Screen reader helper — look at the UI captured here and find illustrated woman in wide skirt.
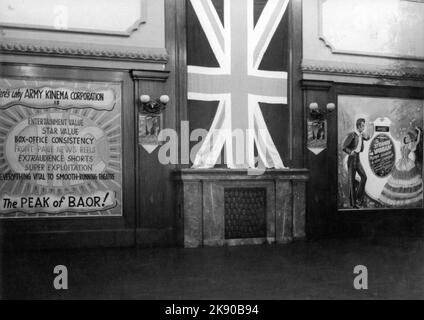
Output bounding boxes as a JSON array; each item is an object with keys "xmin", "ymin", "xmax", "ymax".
[{"xmin": 379, "ymin": 128, "xmax": 423, "ymax": 207}]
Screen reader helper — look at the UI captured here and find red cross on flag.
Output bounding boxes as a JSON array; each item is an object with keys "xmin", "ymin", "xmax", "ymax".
[{"xmin": 188, "ymin": 0, "xmax": 289, "ymax": 169}]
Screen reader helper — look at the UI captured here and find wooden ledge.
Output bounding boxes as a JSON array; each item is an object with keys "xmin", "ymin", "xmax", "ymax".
[{"xmin": 173, "ymin": 168, "xmax": 309, "ymax": 181}]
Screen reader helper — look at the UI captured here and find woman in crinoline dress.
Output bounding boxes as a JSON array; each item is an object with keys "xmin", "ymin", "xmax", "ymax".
[{"xmin": 379, "ymin": 127, "xmax": 423, "ymax": 208}]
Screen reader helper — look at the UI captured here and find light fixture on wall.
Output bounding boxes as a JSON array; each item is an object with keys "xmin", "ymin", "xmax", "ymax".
[
  {"xmin": 309, "ymin": 102, "xmax": 336, "ymax": 119},
  {"xmin": 139, "ymin": 95, "xmax": 170, "ymax": 114}
]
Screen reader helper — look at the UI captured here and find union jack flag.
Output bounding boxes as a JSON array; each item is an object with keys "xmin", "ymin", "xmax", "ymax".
[{"xmin": 188, "ymin": 0, "xmax": 290, "ymax": 169}]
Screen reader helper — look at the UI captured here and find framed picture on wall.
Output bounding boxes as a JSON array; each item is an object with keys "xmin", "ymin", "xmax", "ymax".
[
  {"xmin": 138, "ymin": 113, "xmax": 162, "ymax": 152},
  {"xmin": 338, "ymin": 95, "xmax": 424, "ymax": 210},
  {"xmin": 307, "ymin": 119, "xmax": 327, "ymax": 155},
  {"xmin": 0, "ymin": 77, "xmax": 124, "ymax": 218}
]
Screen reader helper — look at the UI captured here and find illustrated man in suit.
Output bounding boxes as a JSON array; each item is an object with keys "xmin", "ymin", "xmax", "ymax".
[{"xmin": 343, "ymin": 118, "xmax": 370, "ymax": 209}]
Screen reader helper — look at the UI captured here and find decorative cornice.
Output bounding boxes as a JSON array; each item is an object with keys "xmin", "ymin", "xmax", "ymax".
[
  {"xmin": 301, "ymin": 80, "xmax": 334, "ymax": 91},
  {"xmin": 0, "ymin": 38, "xmax": 168, "ymax": 64},
  {"xmin": 301, "ymin": 60, "xmax": 424, "ymax": 82},
  {"xmin": 131, "ymin": 70, "xmax": 170, "ymax": 82}
]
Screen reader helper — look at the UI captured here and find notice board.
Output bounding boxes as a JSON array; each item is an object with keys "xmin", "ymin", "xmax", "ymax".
[{"xmin": 0, "ymin": 78, "xmax": 123, "ymax": 218}]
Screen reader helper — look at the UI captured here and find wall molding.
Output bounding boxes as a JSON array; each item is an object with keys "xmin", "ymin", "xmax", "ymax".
[
  {"xmin": 301, "ymin": 59, "xmax": 424, "ymax": 82},
  {"xmin": 0, "ymin": 38, "xmax": 169, "ymax": 63},
  {"xmin": 300, "ymin": 79, "xmax": 334, "ymax": 91},
  {"xmin": 131, "ymin": 69, "xmax": 170, "ymax": 82}
]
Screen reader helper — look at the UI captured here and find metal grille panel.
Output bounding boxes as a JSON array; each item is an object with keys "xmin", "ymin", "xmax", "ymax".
[{"xmin": 224, "ymin": 188, "xmax": 267, "ymax": 239}]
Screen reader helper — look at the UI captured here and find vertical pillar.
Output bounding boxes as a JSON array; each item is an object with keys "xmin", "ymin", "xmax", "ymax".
[
  {"xmin": 182, "ymin": 181, "xmax": 203, "ymax": 248},
  {"xmin": 276, "ymin": 180, "xmax": 293, "ymax": 243},
  {"xmin": 293, "ymin": 181, "xmax": 306, "ymax": 239},
  {"xmin": 202, "ymin": 182, "xmax": 225, "ymax": 246}
]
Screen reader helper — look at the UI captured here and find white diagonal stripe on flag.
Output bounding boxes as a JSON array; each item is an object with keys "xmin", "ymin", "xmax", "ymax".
[
  {"xmin": 189, "ymin": 0, "xmax": 229, "ymax": 73},
  {"xmin": 250, "ymin": 0, "xmax": 290, "ymax": 72}
]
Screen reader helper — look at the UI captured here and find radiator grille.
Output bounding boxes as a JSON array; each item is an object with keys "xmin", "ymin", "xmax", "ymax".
[{"xmin": 224, "ymin": 188, "xmax": 267, "ymax": 239}]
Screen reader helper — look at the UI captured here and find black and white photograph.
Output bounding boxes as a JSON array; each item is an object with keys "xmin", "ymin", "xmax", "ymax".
[{"xmin": 0, "ymin": 0, "xmax": 424, "ymax": 308}]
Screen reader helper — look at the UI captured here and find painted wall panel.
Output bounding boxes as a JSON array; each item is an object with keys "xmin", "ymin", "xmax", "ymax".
[
  {"xmin": 302, "ymin": 0, "xmax": 424, "ymax": 72},
  {"xmin": 0, "ymin": 0, "xmax": 165, "ymax": 48}
]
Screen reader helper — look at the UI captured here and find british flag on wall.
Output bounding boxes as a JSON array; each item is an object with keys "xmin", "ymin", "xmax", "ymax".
[{"xmin": 187, "ymin": 0, "xmax": 291, "ymax": 169}]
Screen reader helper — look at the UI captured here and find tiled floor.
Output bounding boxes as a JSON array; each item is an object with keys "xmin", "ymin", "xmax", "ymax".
[{"xmin": 1, "ymin": 237, "xmax": 423, "ymax": 299}]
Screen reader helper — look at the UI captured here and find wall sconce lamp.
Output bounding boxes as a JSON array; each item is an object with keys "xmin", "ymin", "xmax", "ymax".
[
  {"xmin": 309, "ymin": 102, "xmax": 336, "ymax": 119},
  {"xmin": 140, "ymin": 95, "xmax": 170, "ymax": 114}
]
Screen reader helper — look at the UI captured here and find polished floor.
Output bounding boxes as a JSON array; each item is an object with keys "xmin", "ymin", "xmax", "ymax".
[{"xmin": 1, "ymin": 237, "xmax": 423, "ymax": 300}]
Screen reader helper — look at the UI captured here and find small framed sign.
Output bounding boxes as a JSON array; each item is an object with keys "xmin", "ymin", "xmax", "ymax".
[
  {"xmin": 307, "ymin": 119, "xmax": 327, "ymax": 155},
  {"xmin": 138, "ymin": 113, "xmax": 162, "ymax": 153}
]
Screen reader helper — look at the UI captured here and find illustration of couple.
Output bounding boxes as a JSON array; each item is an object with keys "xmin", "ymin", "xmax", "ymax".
[
  {"xmin": 343, "ymin": 118, "xmax": 423, "ymax": 209},
  {"xmin": 379, "ymin": 126, "xmax": 423, "ymax": 207}
]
